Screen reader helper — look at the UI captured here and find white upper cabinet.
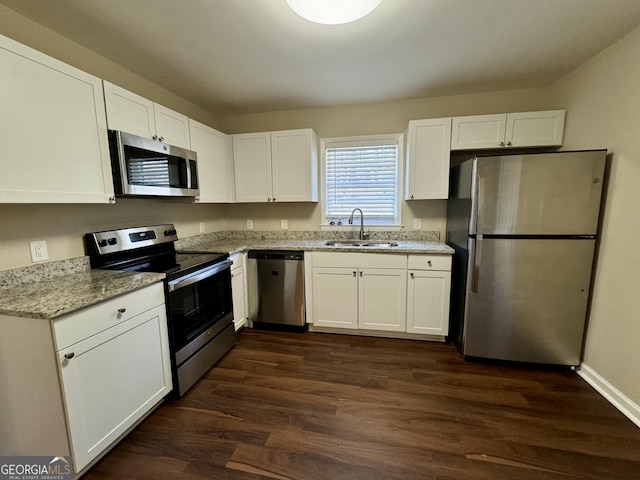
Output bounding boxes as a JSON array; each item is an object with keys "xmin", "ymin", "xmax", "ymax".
[
  {"xmin": 0, "ymin": 34, "xmax": 114, "ymax": 203},
  {"xmin": 405, "ymin": 117, "xmax": 452, "ymax": 200},
  {"xmin": 451, "ymin": 110, "xmax": 565, "ymax": 150},
  {"xmin": 271, "ymin": 129, "xmax": 318, "ymax": 202},
  {"xmin": 233, "ymin": 128, "xmax": 318, "ymax": 203},
  {"xmin": 505, "ymin": 110, "xmax": 566, "ymax": 147},
  {"xmin": 103, "ymin": 81, "xmax": 191, "ymax": 149},
  {"xmin": 233, "ymin": 132, "xmax": 273, "ymax": 203},
  {"xmin": 188, "ymin": 119, "xmax": 234, "ymax": 203}
]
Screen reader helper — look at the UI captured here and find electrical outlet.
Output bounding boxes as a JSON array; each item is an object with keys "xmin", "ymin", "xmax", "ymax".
[
  {"xmin": 30, "ymin": 240, "xmax": 49, "ymax": 262},
  {"xmin": 199, "ymin": 222, "xmax": 205, "ymax": 233},
  {"xmin": 281, "ymin": 219, "xmax": 288, "ymax": 230},
  {"xmin": 413, "ymin": 218, "xmax": 422, "ymax": 230},
  {"xmin": 247, "ymin": 219, "xmax": 254, "ymax": 230}
]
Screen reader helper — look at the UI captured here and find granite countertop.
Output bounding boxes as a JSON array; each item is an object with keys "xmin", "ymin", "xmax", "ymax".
[
  {"xmin": 0, "ymin": 269, "xmax": 165, "ymax": 320},
  {"xmin": 179, "ymin": 238, "xmax": 454, "ymax": 256}
]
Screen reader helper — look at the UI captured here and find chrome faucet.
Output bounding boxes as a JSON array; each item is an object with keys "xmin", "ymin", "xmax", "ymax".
[{"xmin": 348, "ymin": 208, "xmax": 367, "ymax": 240}]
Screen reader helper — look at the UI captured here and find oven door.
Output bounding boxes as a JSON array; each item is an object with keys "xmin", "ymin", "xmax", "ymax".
[{"xmin": 166, "ymin": 260, "xmax": 233, "ymax": 366}]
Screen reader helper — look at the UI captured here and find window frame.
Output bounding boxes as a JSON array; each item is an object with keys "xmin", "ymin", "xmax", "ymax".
[{"xmin": 320, "ymin": 133, "xmax": 404, "ymax": 229}]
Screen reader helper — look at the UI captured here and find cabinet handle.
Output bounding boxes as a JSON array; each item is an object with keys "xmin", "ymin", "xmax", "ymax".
[
  {"xmin": 506, "ymin": 141, "xmax": 512, "ymax": 146},
  {"xmin": 267, "ymin": 197, "xmax": 271, "ymax": 202},
  {"xmin": 353, "ymin": 271, "xmax": 357, "ymax": 277},
  {"xmin": 359, "ymin": 271, "xmax": 363, "ymax": 277},
  {"xmin": 64, "ymin": 352, "xmax": 75, "ymax": 360},
  {"xmin": 427, "ymin": 260, "xmax": 432, "ymax": 267},
  {"xmin": 108, "ymin": 196, "xmax": 116, "ymax": 204},
  {"xmin": 159, "ymin": 136, "xmax": 164, "ymax": 142},
  {"xmin": 410, "ymin": 272, "xmax": 414, "ymax": 278},
  {"xmin": 499, "ymin": 141, "xmax": 505, "ymax": 147},
  {"xmin": 273, "ymin": 198, "xmax": 276, "ymax": 202},
  {"xmin": 410, "ymin": 194, "xmax": 414, "ymax": 200},
  {"xmin": 117, "ymin": 308, "xmax": 126, "ymax": 314},
  {"xmin": 152, "ymin": 135, "xmax": 158, "ymax": 140}
]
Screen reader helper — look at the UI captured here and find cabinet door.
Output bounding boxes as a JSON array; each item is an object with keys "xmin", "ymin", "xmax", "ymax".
[
  {"xmin": 359, "ymin": 268, "xmax": 407, "ymax": 332},
  {"xmin": 312, "ymin": 267, "xmax": 358, "ymax": 329},
  {"xmin": 231, "ymin": 263, "xmax": 247, "ymax": 331},
  {"xmin": 103, "ymin": 81, "xmax": 156, "ymax": 139},
  {"xmin": 189, "ymin": 119, "xmax": 234, "ymax": 203},
  {"xmin": 233, "ymin": 132, "xmax": 273, "ymax": 202},
  {"xmin": 505, "ymin": 110, "xmax": 565, "ymax": 147},
  {"xmin": 58, "ymin": 304, "xmax": 171, "ymax": 472},
  {"xmin": 271, "ymin": 129, "xmax": 318, "ymax": 202},
  {"xmin": 0, "ymin": 34, "xmax": 113, "ymax": 203},
  {"xmin": 153, "ymin": 104, "xmax": 191, "ymax": 149},
  {"xmin": 405, "ymin": 118, "xmax": 452, "ymax": 200},
  {"xmin": 451, "ymin": 114, "xmax": 507, "ymax": 150},
  {"xmin": 406, "ymin": 270, "xmax": 451, "ymax": 335}
]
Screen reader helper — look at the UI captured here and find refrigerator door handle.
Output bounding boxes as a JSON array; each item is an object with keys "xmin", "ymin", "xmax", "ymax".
[
  {"xmin": 471, "ymin": 235, "xmax": 483, "ymax": 293},
  {"xmin": 476, "ymin": 176, "xmax": 485, "ymax": 233}
]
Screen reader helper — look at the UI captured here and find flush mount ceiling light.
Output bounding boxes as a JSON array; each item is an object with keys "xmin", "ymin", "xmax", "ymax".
[{"xmin": 285, "ymin": 0, "xmax": 382, "ymax": 25}]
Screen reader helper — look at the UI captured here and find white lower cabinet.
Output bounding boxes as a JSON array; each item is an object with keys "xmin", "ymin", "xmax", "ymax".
[
  {"xmin": 55, "ymin": 283, "xmax": 172, "ymax": 473},
  {"xmin": 310, "ymin": 252, "xmax": 408, "ymax": 332},
  {"xmin": 0, "ymin": 283, "xmax": 171, "ymax": 475},
  {"xmin": 231, "ymin": 253, "xmax": 248, "ymax": 331},
  {"xmin": 308, "ymin": 252, "xmax": 451, "ymax": 339},
  {"xmin": 406, "ymin": 255, "xmax": 452, "ymax": 336},
  {"xmin": 358, "ymin": 268, "xmax": 407, "ymax": 331},
  {"xmin": 312, "ymin": 267, "xmax": 359, "ymax": 329}
]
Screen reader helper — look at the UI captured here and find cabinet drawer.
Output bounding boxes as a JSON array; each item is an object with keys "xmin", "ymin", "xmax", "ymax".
[
  {"xmin": 312, "ymin": 252, "xmax": 407, "ymax": 269},
  {"xmin": 53, "ymin": 282, "xmax": 165, "ymax": 350},
  {"xmin": 407, "ymin": 254, "xmax": 451, "ymax": 271}
]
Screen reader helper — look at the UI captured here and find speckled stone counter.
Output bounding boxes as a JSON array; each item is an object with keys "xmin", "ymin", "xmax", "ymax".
[
  {"xmin": 176, "ymin": 230, "xmax": 454, "ymax": 256},
  {"xmin": 0, "ymin": 258, "xmax": 165, "ymax": 320}
]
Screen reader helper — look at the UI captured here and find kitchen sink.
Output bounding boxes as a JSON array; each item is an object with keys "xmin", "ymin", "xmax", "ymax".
[{"xmin": 324, "ymin": 240, "xmax": 398, "ymax": 247}]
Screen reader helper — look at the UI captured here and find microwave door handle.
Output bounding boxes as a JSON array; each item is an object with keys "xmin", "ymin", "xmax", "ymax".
[
  {"xmin": 186, "ymin": 158, "xmax": 193, "ymax": 189},
  {"xmin": 167, "ymin": 260, "xmax": 232, "ymax": 292}
]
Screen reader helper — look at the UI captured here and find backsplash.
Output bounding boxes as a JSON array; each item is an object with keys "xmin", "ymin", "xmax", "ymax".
[
  {"xmin": 0, "ymin": 256, "xmax": 90, "ymax": 289},
  {"xmin": 175, "ymin": 229, "xmax": 440, "ymax": 249}
]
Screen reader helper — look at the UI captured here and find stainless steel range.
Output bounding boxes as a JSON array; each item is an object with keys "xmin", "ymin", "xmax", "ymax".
[{"xmin": 84, "ymin": 224, "xmax": 234, "ymax": 397}]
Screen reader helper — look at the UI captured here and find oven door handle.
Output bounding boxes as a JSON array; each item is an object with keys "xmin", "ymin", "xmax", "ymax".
[{"xmin": 167, "ymin": 259, "xmax": 232, "ymax": 292}]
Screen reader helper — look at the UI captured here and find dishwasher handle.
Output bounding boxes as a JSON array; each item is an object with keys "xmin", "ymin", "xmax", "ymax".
[{"xmin": 248, "ymin": 250, "xmax": 304, "ymax": 261}]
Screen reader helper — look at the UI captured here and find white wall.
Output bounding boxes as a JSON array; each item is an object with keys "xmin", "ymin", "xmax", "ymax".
[
  {"xmin": 220, "ymin": 88, "xmax": 556, "ymax": 233},
  {"xmin": 548, "ymin": 26, "xmax": 640, "ymax": 409}
]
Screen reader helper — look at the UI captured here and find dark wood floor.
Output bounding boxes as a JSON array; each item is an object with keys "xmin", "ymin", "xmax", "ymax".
[{"xmin": 85, "ymin": 330, "xmax": 640, "ymax": 480}]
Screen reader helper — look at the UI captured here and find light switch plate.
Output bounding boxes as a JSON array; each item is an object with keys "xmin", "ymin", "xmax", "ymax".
[
  {"xmin": 247, "ymin": 219, "xmax": 254, "ymax": 230},
  {"xmin": 30, "ymin": 240, "xmax": 49, "ymax": 262},
  {"xmin": 199, "ymin": 222, "xmax": 205, "ymax": 233},
  {"xmin": 281, "ymin": 219, "xmax": 288, "ymax": 230},
  {"xmin": 413, "ymin": 218, "xmax": 422, "ymax": 230}
]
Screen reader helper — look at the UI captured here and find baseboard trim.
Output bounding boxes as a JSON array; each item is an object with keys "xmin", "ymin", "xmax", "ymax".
[{"xmin": 578, "ymin": 363, "xmax": 640, "ymax": 429}]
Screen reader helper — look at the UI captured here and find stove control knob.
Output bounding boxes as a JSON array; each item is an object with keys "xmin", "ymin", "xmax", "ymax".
[
  {"xmin": 107, "ymin": 237, "xmax": 118, "ymax": 245},
  {"xmin": 164, "ymin": 229, "xmax": 176, "ymax": 236},
  {"xmin": 98, "ymin": 239, "xmax": 108, "ymax": 247}
]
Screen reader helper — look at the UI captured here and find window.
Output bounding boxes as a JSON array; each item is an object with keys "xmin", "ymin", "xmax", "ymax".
[{"xmin": 322, "ymin": 134, "xmax": 403, "ymax": 226}]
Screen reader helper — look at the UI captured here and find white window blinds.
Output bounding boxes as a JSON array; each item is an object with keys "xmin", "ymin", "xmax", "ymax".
[{"xmin": 324, "ymin": 138, "xmax": 399, "ymax": 225}]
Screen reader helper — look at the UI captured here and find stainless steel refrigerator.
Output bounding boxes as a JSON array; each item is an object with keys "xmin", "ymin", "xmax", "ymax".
[{"xmin": 446, "ymin": 150, "xmax": 607, "ymax": 366}]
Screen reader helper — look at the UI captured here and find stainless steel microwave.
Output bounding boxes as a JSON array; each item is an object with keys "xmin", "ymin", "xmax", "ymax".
[{"xmin": 108, "ymin": 130, "xmax": 199, "ymax": 198}]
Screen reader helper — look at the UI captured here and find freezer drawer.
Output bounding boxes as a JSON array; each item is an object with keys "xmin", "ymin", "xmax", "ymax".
[{"xmin": 464, "ymin": 238, "xmax": 595, "ymax": 365}]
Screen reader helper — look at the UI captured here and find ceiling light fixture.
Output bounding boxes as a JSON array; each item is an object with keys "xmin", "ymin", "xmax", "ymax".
[{"xmin": 285, "ymin": 0, "xmax": 382, "ymax": 25}]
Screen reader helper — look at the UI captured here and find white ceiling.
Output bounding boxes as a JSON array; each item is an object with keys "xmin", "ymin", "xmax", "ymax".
[{"xmin": 3, "ymin": 0, "xmax": 640, "ymax": 115}]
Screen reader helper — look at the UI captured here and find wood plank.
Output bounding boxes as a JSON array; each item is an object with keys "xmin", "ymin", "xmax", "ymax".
[{"xmin": 83, "ymin": 330, "xmax": 640, "ymax": 479}]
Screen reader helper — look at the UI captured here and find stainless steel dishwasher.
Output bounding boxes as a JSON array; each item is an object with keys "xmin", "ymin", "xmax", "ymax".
[{"xmin": 247, "ymin": 251, "xmax": 306, "ymax": 331}]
